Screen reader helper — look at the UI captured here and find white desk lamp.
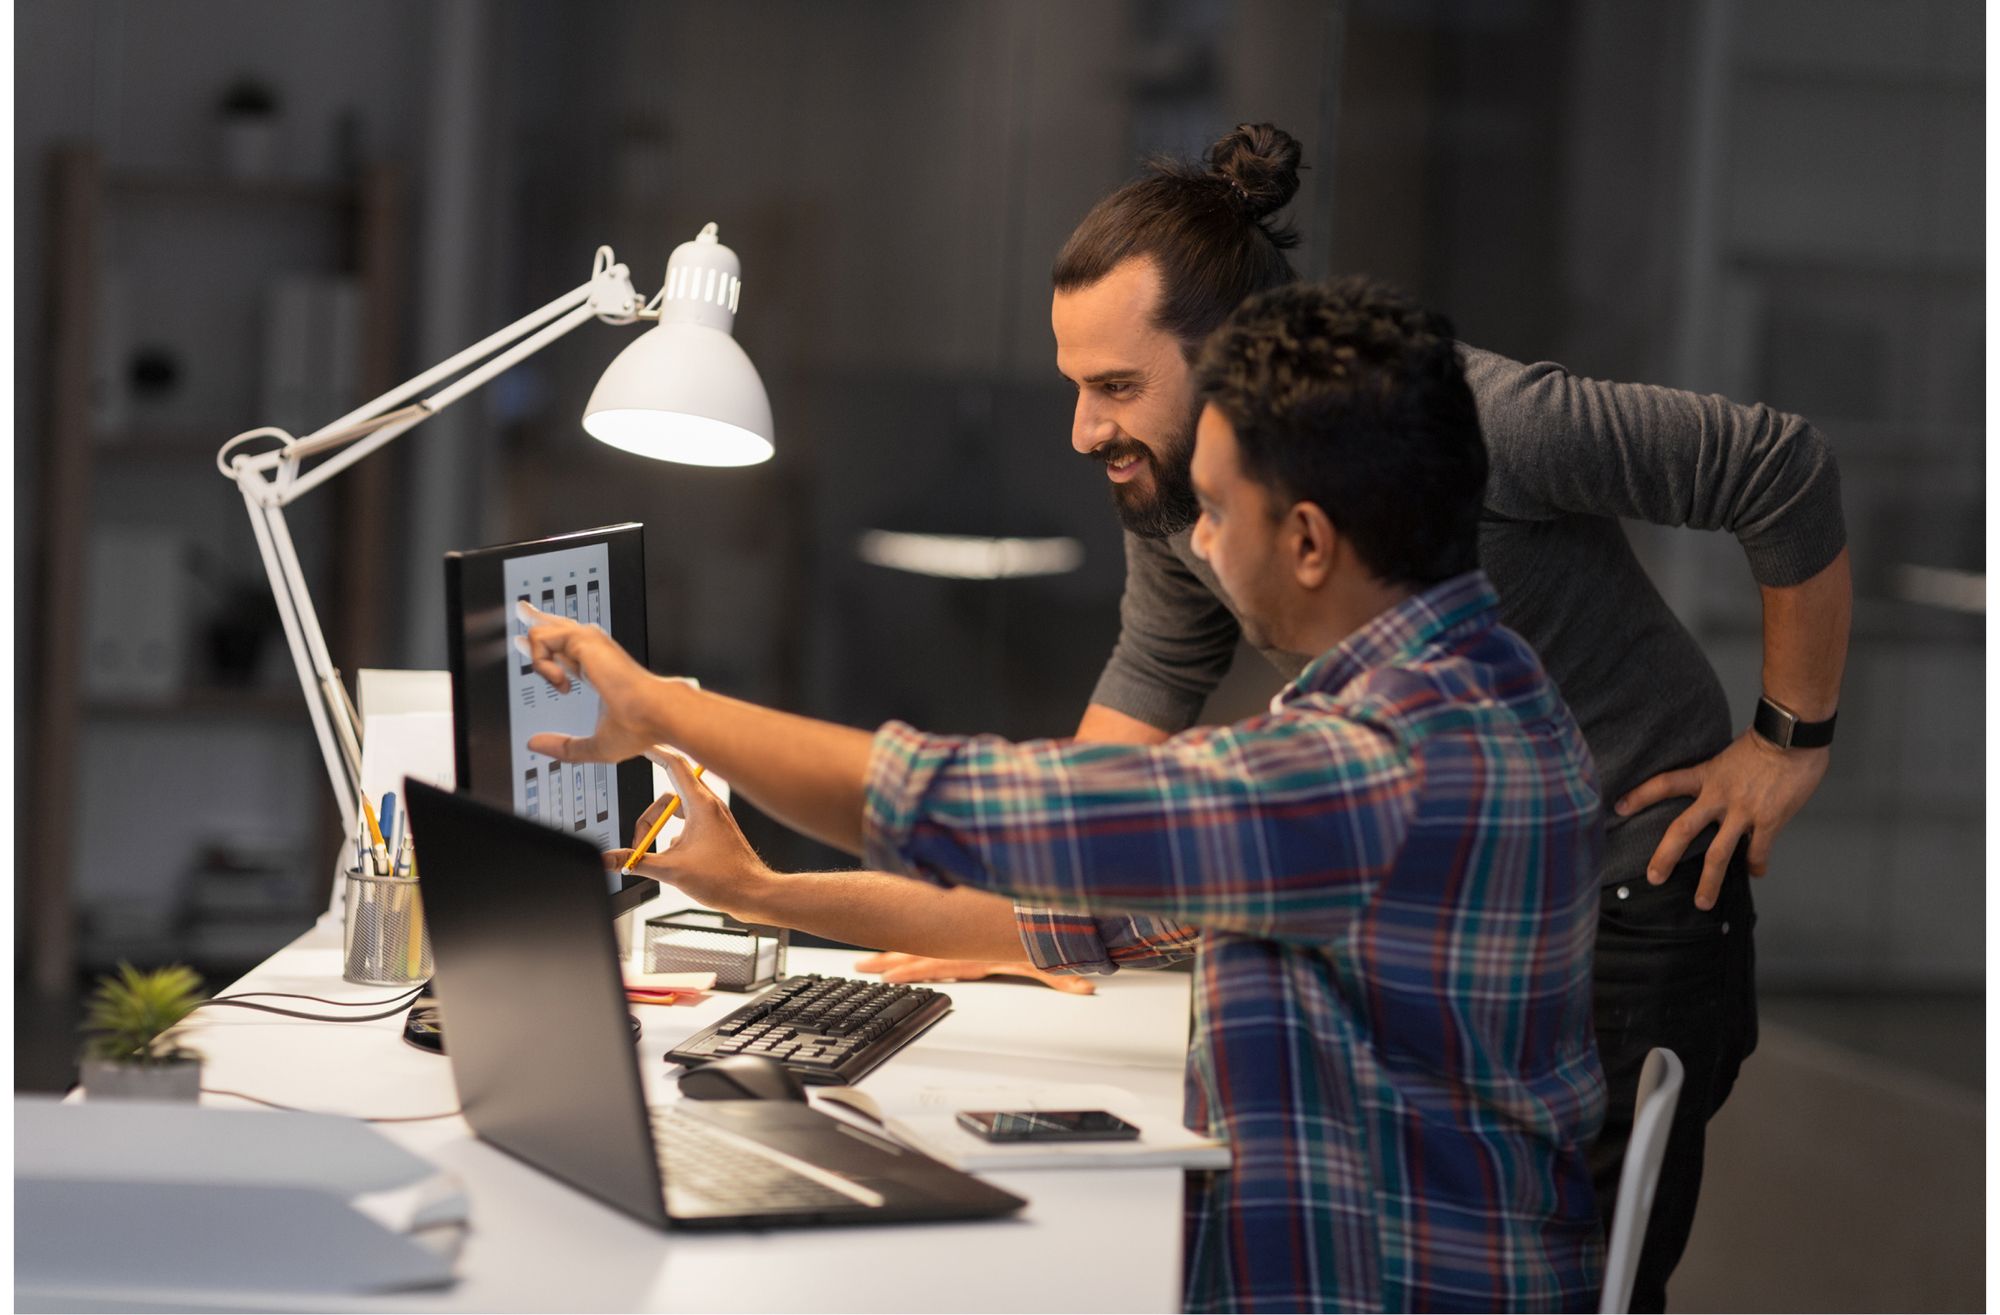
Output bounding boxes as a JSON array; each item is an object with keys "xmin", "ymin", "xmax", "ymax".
[{"xmin": 217, "ymin": 224, "xmax": 773, "ymax": 835}]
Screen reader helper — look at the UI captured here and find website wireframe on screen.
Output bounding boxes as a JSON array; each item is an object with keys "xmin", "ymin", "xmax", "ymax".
[{"xmin": 505, "ymin": 541, "xmax": 621, "ymax": 870}]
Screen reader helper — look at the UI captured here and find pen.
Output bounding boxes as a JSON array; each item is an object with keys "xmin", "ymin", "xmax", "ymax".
[
  {"xmin": 380, "ymin": 792, "xmax": 398, "ymax": 859},
  {"xmin": 360, "ymin": 796, "xmax": 392, "ymax": 876},
  {"xmin": 620, "ymin": 763, "xmax": 706, "ymax": 874}
]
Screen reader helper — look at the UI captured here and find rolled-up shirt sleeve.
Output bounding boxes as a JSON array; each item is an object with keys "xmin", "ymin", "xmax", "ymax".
[
  {"xmin": 1012, "ymin": 907, "xmax": 1200, "ymax": 975},
  {"xmin": 862, "ymin": 715, "xmax": 1414, "ymax": 945}
]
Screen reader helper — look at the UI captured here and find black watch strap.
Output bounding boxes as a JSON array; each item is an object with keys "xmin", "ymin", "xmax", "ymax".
[{"xmin": 1753, "ymin": 696, "xmax": 1836, "ymax": 750}]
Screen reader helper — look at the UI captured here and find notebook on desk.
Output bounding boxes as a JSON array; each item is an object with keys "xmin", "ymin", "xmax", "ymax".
[{"xmin": 402, "ymin": 778, "xmax": 1025, "ymax": 1230}]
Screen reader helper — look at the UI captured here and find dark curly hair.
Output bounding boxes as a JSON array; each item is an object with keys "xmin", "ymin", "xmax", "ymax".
[
  {"xmin": 1053, "ymin": 123, "xmax": 1303, "ymax": 359},
  {"xmin": 1194, "ymin": 277, "xmax": 1488, "ymax": 588}
]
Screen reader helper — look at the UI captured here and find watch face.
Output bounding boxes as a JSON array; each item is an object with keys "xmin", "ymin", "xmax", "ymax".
[{"xmin": 1754, "ymin": 698, "xmax": 1798, "ymax": 748}]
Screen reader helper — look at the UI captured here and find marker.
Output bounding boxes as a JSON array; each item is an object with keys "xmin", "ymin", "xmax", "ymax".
[{"xmin": 620, "ymin": 764, "xmax": 706, "ymax": 874}]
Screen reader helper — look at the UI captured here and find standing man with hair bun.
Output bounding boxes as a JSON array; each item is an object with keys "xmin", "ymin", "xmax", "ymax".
[{"xmin": 847, "ymin": 122, "xmax": 1851, "ymax": 1311}]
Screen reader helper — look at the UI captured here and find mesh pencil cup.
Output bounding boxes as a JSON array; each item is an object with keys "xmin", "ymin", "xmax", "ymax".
[{"xmin": 343, "ymin": 869, "xmax": 433, "ymax": 986}]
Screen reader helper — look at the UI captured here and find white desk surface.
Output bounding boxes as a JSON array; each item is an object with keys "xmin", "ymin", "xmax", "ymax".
[{"xmin": 157, "ymin": 920, "xmax": 1194, "ymax": 1313}]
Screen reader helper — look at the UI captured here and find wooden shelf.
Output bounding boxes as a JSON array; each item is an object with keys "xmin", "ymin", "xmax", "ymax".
[{"xmin": 25, "ymin": 146, "xmax": 408, "ymax": 997}]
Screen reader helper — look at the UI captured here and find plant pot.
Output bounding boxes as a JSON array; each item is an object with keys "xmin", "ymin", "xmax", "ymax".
[{"xmin": 79, "ymin": 1055, "xmax": 202, "ymax": 1102}]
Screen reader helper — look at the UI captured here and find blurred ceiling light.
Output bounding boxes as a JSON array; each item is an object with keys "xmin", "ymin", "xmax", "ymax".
[{"xmin": 856, "ymin": 530, "xmax": 1084, "ymax": 580}]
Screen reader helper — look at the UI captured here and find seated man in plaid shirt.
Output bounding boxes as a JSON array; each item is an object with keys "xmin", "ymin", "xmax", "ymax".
[{"xmin": 523, "ymin": 278, "xmax": 1608, "ymax": 1312}]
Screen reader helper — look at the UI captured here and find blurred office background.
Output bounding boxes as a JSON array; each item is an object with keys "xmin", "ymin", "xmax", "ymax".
[{"xmin": 13, "ymin": 1, "xmax": 1983, "ymax": 1307}]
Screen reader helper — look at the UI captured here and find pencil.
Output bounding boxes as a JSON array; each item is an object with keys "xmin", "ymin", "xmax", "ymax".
[
  {"xmin": 620, "ymin": 763, "xmax": 706, "ymax": 873},
  {"xmin": 359, "ymin": 796, "xmax": 391, "ymax": 875},
  {"xmin": 405, "ymin": 858, "xmax": 426, "ymax": 980}
]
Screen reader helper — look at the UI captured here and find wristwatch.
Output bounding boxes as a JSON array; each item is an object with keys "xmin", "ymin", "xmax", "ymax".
[{"xmin": 1752, "ymin": 695, "xmax": 1837, "ymax": 750}]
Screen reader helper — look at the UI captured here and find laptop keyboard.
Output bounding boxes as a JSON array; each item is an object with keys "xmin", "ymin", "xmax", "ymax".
[{"xmin": 652, "ymin": 1105, "xmax": 882, "ymax": 1213}]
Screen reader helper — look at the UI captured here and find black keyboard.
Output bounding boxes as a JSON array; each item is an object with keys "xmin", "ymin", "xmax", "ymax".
[{"xmin": 666, "ymin": 974, "xmax": 950, "ymax": 1085}]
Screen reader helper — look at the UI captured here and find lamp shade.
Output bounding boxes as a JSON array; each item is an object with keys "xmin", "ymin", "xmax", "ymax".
[{"xmin": 582, "ymin": 223, "xmax": 774, "ymax": 467}]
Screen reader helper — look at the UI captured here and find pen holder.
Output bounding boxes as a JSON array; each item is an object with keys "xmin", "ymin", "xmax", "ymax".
[
  {"xmin": 645, "ymin": 908, "xmax": 785, "ymax": 991},
  {"xmin": 343, "ymin": 869, "xmax": 433, "ymax": 986}
]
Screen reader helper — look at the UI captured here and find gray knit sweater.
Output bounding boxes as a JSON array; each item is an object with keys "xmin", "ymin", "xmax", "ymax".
[{"xmin": 1090, "ymin": 346, "xmax": 1846, "ymax": 883}]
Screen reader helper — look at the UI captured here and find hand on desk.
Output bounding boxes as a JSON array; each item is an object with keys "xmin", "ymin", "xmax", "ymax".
[
  {"xmin": 606, "ymin": 751, "xmax": 774, "ymax": 922},
  {"xmin": 852, "ymin": 952, "xmax": 1098, "ymax": 996}
]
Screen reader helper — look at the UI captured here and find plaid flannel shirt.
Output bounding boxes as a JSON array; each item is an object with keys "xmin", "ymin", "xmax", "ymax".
[{"xmin": 863, "ymin": 572, "xmax": 1606, "ymax": 1312}]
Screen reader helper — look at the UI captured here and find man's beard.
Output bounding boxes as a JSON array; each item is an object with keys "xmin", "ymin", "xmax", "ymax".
[{"xmin": 1094, "ymin": 415, "xmax": 1199, "ymax": 541}]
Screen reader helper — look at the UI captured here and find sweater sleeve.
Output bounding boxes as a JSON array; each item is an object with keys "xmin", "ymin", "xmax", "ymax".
[{"xmin": 1469, "ymin": 346, "xmax": 1846, "ymax": 587}]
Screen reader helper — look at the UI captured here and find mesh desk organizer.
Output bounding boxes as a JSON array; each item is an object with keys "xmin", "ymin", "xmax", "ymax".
[{"xmin": 646, "ymin": 909, "xmax": 786, "ymax": 991}]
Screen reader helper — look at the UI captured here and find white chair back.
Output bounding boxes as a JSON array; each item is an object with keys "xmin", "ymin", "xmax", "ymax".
[{"xmin": 1598, "ymin": 1047, "xmax": 1685, "ymax": 1314}]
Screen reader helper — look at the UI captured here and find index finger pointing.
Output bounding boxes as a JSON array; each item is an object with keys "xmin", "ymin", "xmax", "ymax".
[{"xmin": 523, "ymin": 626, "xmax": 579, "ymax": 692}]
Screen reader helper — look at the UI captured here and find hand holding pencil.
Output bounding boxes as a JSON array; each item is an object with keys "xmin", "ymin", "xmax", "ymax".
[
  {"xmin": 621, "ymin": 761, "xmax": 707, "ymax": 874},
  {"xmin": 605, "ymin": 754, "xmax": 772, "ymax": 922}
]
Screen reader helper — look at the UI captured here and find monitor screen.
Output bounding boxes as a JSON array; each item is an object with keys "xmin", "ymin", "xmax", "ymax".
[{"xmin": 445, "ymin": 523, "xmax": 657, "ymax": 917}]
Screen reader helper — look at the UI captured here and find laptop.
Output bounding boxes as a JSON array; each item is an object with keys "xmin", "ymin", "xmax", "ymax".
[{"xmin": 402, "ymin": 778, "xmax": 1026, "ymax": 1229}]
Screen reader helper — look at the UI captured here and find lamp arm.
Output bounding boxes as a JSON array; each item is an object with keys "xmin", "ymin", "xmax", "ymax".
[
  {"xmin": 236, "ymin": 479, "xmax": 361, "ymax": 830},
  {"xmin": 218, "ymin": 246, "xmax": 642, "ymax": 489},
  {"xmin": 216, "ymin": 246, "xmax": 646, "ymax": 832}
]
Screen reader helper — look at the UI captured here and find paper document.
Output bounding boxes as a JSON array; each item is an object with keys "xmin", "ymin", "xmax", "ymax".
[
  {"xmin": 359, "ymin": 709, "xmax": 456, "ymax": 807},
  {"xmin": 356, "ymin": 668, "xmax": 452, "ymax": 720},
  {"xmin": 15, "ymin": 1098, "xmax": 466, "ymax": 1303},
  {"xmin": 813, "ymin": 1081, "xmax": 1230, "ymax": 1172}
]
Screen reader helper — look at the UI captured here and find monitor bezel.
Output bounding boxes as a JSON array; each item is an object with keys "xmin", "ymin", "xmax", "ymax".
[{"xmin": 444, "ymin": 522, "xmax": 657, "ymax": 918}]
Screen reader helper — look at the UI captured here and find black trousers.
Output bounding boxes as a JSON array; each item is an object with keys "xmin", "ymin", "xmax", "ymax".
[{"xmin": 1589, "ymin": 846, "xmax": 1758, "ymax": 1313}]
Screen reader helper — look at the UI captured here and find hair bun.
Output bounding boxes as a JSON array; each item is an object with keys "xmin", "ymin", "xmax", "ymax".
[{"xmin": 1207, "ymin": 123, "xmax": 1302, "ymax": 220}]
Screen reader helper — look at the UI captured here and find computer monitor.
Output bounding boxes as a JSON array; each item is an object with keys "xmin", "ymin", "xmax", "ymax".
[{"xmin": 444, "ymin": 522, "xmax": 657, "ymax": 917}]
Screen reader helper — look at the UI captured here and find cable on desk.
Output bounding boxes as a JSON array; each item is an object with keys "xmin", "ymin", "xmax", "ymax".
[
  {"xmin": 213, "ymin": 986, "xmax": 429, "ymax": 1008},
  {"xmin": 192, "ymin": 984, "xmax": 428, "ymax": 1024},
  {"xmin": 200, "ymin": 1087, "xmax": 463, "ymax": 1123}
]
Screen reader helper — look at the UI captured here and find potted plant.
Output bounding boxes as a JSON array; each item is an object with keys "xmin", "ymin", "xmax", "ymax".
[{"xmin": 79, "ymin": 963, "xmax": 207, "ymax": 1102}]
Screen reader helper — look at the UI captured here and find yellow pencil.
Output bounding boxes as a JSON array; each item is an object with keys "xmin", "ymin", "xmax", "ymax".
[
  {"xmin": 620, "ymin": 764, "xmax": 706, "ymax": 873},
  {"xmin": 359, "ymin": 796, "xmax": 391, "ymax": 875},
  {"xmin": 405, "ymin": 860, "xmax": 426, "ymax": 980}
]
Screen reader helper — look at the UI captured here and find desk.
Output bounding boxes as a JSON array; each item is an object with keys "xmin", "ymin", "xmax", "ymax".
[{"xmin": 153, "ymin": 919, "xmax": 1193, "ymax": 1313}]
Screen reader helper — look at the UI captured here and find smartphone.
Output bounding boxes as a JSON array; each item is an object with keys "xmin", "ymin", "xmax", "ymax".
[{"xmin": 955, "ymin": 1110, "xmax": 1142, "ymax": 1142}]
